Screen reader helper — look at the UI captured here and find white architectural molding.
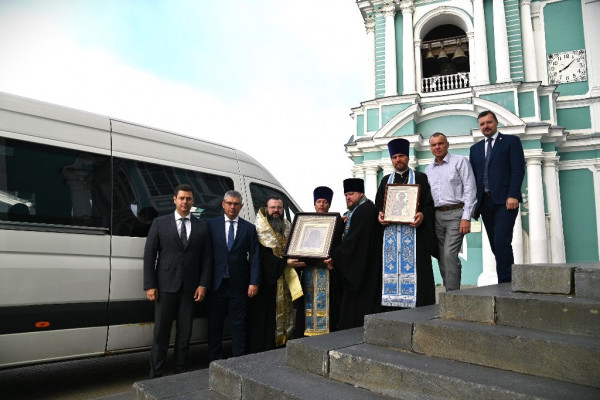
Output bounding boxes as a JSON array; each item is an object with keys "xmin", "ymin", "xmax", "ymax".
[
  {"xmin": 472, "ymin": 0, "xmax": 490, "ymax": 85},
  {"xmin": 492, "ymin": 0, "xmax": 512, "ymax": 83},
  {"xmin": 525, "ymin": 154, "xmax": 549, "ymax": 263},
  {"xmin": 400, "ymin": 0, "xmax": 416, "ymax": 94},
  {"xmin": 382, "ymin": 1, "xmax": 398, "ymax": 97},
  {"xmin": 520, "ymin": 0, "xmax": 539, "ymax": 82},
  {"xmin": 542, "ymin": 153, "xmax": 566, "ymax": 262},
  {"xmin": 365, "ymin": 16, "xmax": 376, "ymax": 100}
]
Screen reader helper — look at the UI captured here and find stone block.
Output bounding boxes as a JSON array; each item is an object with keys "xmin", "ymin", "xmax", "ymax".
[
  {"xmin": 412, "ymin": 318, "xmax": 600, "ymax": 388},
  {"xmin": 575, "ymin": 263, "xmax": 600, "ymax": 300},
  {"xmin": 132, "ymin": 369, "xmax": 224, "ymax": 400},
  {"xmin": 363, "ymin": 305, "xmax": 438, "ymax": 350},
  {"xmin": 285, "ymin": 327, "xmax": 363, "ymax": 376},
  {"xmin": 328, "ymin": 343, "xmax": 600, "ymax": 400},
  {"xmin": 512, "ymin": 264, "xmax": 574, "ymax": 294},
  {"xmin": 439, "ymin": 284, "xmax": 511, "ymax": 323}
]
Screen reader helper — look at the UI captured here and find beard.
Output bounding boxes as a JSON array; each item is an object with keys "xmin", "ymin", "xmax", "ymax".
[{"xmin": 267, "ymin": 213, "xmax": 285, "ymax": 235}]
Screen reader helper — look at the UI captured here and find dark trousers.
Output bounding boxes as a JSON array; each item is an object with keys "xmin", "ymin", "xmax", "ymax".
[
  {"xmin": 149, "ymin": 287, "xmax": 194, "ymax": 378},
  {"xmin": 208, "ymin": 279, "xmax": 248, "ymax": 361},
  {"xmin": 480, "ymin": 196, "xmax": 518, "ymax": 283}
]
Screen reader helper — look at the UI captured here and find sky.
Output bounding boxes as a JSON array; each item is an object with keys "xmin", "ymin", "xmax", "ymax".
[{"xmin": 0, "ymin": 0, "xmax": 368, "ymax": 212}]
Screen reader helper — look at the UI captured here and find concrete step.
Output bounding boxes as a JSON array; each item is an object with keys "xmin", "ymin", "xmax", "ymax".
[
  {"xmin": 209, "ymin": 348, "xmax": 395, "ymax": 400},
  {"xmin": 132, "ymin": 368, "xmax": 226, "ymax": 400},
  {"xmin": 363, "ymin": 304, "xmax": 439, "ymax": 350},
  {"xmin": 285, "ymin": 326, "xmax": 364, "ymax": 376},
  {"xmin": 412, "ymin": 318, "xmax": 600, "ymax": 388},
  {"xmin": 328, "ymin": 343, "xmax": 600, "ymax": 400},
  {"xmin": 575, "ymin": 263, "xmax": 600, "ymax": 300},
  {"xmin": 439, "ymin": 284, "xmax": 600, "ymax": 336},
  {"xmin": 512, "ymin": 262, "xmax": 599, "ymax": 299}
]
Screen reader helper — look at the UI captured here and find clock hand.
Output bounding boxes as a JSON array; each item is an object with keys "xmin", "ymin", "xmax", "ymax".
[{"xmin": 559, "ymin": 59, "xmax": 575, "ymax": 73}]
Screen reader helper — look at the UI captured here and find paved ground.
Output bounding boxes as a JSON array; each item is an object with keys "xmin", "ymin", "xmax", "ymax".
[
  {"xmin": 1, "ymin": 286, "xmax": 455, "ymax": 399},
  {"xmin": 0, "ymin": 342, "xmax": 229, "ymax": 400}
]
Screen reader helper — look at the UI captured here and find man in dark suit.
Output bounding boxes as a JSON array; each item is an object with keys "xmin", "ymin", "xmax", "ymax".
[
  {"xmin": 206, "ymin": 190, "xmax": 260, "ymax": 361},
  {"xmin": 143, "ymin": 183, "xmax": 212, "ymax": 378},
  {"xmin": 469, "ymin": 110, "xmax": 525, "ymax": 283}
]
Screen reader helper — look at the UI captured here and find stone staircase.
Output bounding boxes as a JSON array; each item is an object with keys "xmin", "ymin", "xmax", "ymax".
[{"xmin": 132, "ymin": 263, "xmax": 600, "ymax": 399}]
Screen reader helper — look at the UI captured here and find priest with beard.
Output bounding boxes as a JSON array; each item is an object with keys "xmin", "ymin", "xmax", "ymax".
[
  {"xmin": 324, "ymin": 178, "xmax": 383, "ymax": 330},
  {"xmin": 375, "ymin": 138, "xmax": 436, "ymax": 309},
  {"xmin": 246, "ymin": 195, "xmax": 304, "ymax": 353}
]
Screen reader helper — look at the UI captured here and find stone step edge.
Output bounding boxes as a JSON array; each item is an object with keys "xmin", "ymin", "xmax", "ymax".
[
  {"xmin": 328, "ymin": 343, "xmax": 600, "ymax": 400},
  {"xmin": 412, "ymin": 317, "xmax": 600, "ymax": 388}
]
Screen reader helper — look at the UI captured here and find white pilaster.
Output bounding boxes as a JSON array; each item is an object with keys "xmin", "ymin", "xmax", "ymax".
[
  {"xmin": 493, "ymin": 0, "xmax": 512, "ymax": 83},
  {"xmin": 472, "ymin": 0, "xmax": 490, "ymax": 85},
  {"xmin": 364, "ymin": 165, "xmax": 379, "ymax": 201},
  {"xmin": 542, "ymin": 154, "xmax": 566, "ymax": 262},
  {"xmin": 477, "ymin": 222, "xmax": 498, "ymax": 286},
  {"xmin": 513, "ymin": 205, "xmax": 524, "ymax": 264},
  {"xmin": 526, "ymin": 156, "xmax": 549, "ymax": 263},
  {"xmin": 382, "ymin": 2, "xmax": 398, "ymax": 96},
  {"xmin": 519, "ymin": 0, "xmax": 538, "ymax": 81},
  {"xmin": 365, "ymin": 16, "xmax": 376, "ymax": 100},
  {"xmin": 400, "ymin": 0, "xmax": 416, "ymax": 94}
]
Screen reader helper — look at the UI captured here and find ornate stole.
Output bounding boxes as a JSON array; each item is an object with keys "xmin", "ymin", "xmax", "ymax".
[
  {"xmin": 303, "ymin": 266, "xmax": 329, "ymax": 336},
  {"xmin": 382, "ymin": 171, "xmax": 418, "ymax": 308},
  {"xmin": 255, "ymin": 208, "xmax": 302, "ymax": 346}
]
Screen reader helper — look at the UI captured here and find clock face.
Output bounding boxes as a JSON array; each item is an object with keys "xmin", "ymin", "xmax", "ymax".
[{"xmin": 547, "ymin": 49, "xmax": 587, "ymax": 85}]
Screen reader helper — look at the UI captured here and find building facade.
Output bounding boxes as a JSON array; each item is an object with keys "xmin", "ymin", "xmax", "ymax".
[{"xmin": 347, "ymin": 0, "xmax": 600, "ymax": 285}]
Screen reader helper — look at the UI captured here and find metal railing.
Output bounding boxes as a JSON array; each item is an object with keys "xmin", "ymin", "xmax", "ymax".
[{"xmin": 422, "ymin": 72, "xmax": 470, "ymax": 93}]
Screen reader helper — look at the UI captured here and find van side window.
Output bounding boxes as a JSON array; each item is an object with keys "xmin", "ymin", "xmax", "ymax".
[
  {"xmin": 249, "ymin": 183, "xmax": 299, "ymax": 222},
  {"xmin": 0, "ymin": 138, "xmax": 111, "ymax": 228},
  {"xmin": 112, "ymin": 158, "xmax": 234, "ymax": 237}
]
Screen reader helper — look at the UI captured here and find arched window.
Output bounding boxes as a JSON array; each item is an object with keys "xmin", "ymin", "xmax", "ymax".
[{"xmin": 421, "ymin": 25, "xmax": 469, "ymax": 93}]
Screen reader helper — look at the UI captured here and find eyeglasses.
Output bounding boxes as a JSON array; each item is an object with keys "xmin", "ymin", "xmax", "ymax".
[{"xmin": 224, "ymin": 201, "xmax": 242, "ymax": 207}]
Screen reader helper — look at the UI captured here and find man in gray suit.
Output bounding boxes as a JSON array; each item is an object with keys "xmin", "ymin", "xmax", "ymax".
[{"xmin": 143, "ymin": 183, "xmax": 212, "ymax": 378}]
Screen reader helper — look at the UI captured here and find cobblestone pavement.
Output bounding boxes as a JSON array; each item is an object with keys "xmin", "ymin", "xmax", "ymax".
[{"xmin": 0, "ymin": 343, "xmax": 228, "ymax": 400}]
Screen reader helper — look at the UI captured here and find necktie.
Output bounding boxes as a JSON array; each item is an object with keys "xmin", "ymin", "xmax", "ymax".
[
  {"xmin": 483, "ymin": 138, "xmax": 493, "ymax": 192},
  {"xmin": 227, "ymin": 220, "xmax": 235, "ymax": 251},
  {"xmin": 180, "ymin": 217, "xmax": 187, "ymax": 247}
]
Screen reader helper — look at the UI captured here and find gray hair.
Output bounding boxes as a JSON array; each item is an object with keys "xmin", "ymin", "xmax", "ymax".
[{"xmin": 223, "ymin": 190, "xmax": 243, "ymax": 202}]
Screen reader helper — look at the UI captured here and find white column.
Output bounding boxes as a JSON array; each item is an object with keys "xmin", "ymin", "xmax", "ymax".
[
  {"xmin": 365, "ymin": 16, "xmax": 376, "ymax": 100},
  {"xmin": 526, "ymin": 156, "xmax": 549, "ymax": 263},
  {"xmin": 382, "ymin": 164, "xmax": 395, "ymax": 176},
  {"xmin": 493, "ymin": 0, "xmax": 512, "ymax": 83},
  {"xmin": 513, "ymin": 205, "xmax": 524, "ymax": 264},
  {"xmin": 364, "ymin": 165, "xmax": 379, "ymax": 201},
  {"xmin": 519, "ymin": 0, "xmax": 538, "ymax": 81},
  {"xmin": 543, "ymin": 155, "xmax": 566, "ymax": 262},
  {"xmin": 401, "ymin": 0, "xmax": 416, "ymax": 94},
  {"xmin": 472, "ymin": 0, "xmax": 490, "ymax": 85},
  {"xmin": 467, "ymin": 32, "xmax": 476, "ymax": 85},
  {"xmin": 477, "ymin": 223, "xmax": 498, "ymax": 286},
  {"xmin": 382, "ymin": 1, "xmax": 398, "ymax": 96}
]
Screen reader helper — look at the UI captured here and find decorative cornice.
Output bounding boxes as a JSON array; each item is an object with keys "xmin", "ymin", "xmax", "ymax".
[
  {"xmin": 365, "ymin": 16, "xmax": 376, "ymax": 33},
  {"xmin": 400, "ymin": 0, "xmax": 414, "ymax": 14},
  {"xmin": 381, "ymin": 1, "xmax": 397, "ymax": 17}
]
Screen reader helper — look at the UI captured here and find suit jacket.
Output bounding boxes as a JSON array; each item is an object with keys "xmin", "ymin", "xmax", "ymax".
[
  {"xmin": 469, "ymin": 132, "xmax": 525, "ymax": 209},
  {"xmin": 143, "ymin": 213, "xmax": 212, "ymax": 293},
  {"xmin": 207, "ymin": 216, "xmax": 261, "ymax": 292}
]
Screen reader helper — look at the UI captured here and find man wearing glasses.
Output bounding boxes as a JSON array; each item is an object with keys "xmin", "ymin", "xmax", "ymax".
[{"xmin": 206, "ymin": 190, "xmax": 260, "ymax": 360}]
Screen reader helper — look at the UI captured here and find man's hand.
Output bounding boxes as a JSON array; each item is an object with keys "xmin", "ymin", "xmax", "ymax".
[
  {"xmin": 459, "ymin": 219, "xmax": 471, "ymax": 235},
  {"xmin": 506, "ymin": 197, "xmax": 519, "ymax": 210},
  {"xmin": 409, "ymin": 211, "xmax": 424, "ymax": 228},
  {"xmin": 194, "ymin": 286, "xmax": 206, "ymax": 302},
  {"xmin": 378, "ymin": 211, "xmax": 390, "ymax": 226},
  {"xmin": 248, "ymin": 284, "xmax": 258, "ymax": 298},
  {"xmin": 323, "ymin": 257, "xmax": 334, "ymax": 270},
  {"xmin": 287, "ymin": 258, "xmax": 306, "ymax": 268},
  {"xmin": 146, "ymin": 288, "xmax": 158, "ymax": 301}
]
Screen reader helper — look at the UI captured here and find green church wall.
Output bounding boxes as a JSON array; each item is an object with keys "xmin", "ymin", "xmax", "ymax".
[
  {"xmin": 539, "ymin": 95, "xmax": 551, "ymax": 121},
  {"xmin": 363, "ymin": 151, "xmax": 382, "ymax": 161},
  {"xmin": 557, "ymin": 107, "xmax": 592, "ymax": 130},
  {"xmin": 356, "ymin": 114, "xmax": 365, "ymax": 137},
  {"xmin": 392, "ymin": 120, "xmax": 416, "ymax": 136},
  {"xmin": 542, "ymin": 141, "xmax": 556, "ymax": 152},
  {"xmin": 395, "ymin": 14, "xmax": 403, "ymax": 95},
  {"xmin": 521, "ymin": 139, "xmax": 541, "ymax": 150},
  {"xmin": 560, "ymin": 168, "xmax": 599, "ymax": 262},
  {"xmin": 484, "ymin": 0, "xmax": 497, "ymax": 83},
  {"xmin": 559, "ymin": 149, "xmax": 599, "ymax": 161},
  {"xmin": 415, "ymin": 115, "xmax": 478, "ymax": 136},
  {"xmin": 382, "ymin": 104, "xmax": 410, "ymax": 125},
  {"xmin": 544, "ymin": 0, "xmax": 589, "ymax": 96},
  {"xmin": 480, "ymin": 92, "xmax": 516, "ymax": 113},
  {"xmin": 518, "ymin": 92, "xmax": 535, "ymax": 118},
  {"xmin": 367, "ymin": 108, "xmax": 380, "ymax": 132}
]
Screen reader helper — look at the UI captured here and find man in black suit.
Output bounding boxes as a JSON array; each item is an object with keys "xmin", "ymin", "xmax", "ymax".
[
  {"xmin": 469, "ymin": 110, "xmax": 525, "ymax": 283},
  {"xmin": 206, "ymin": 190, "xmax": 260, "ymax": 361},
  {"xmin": 143, "ymin": 184, "xmax": 212, "ymax": 378}
]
